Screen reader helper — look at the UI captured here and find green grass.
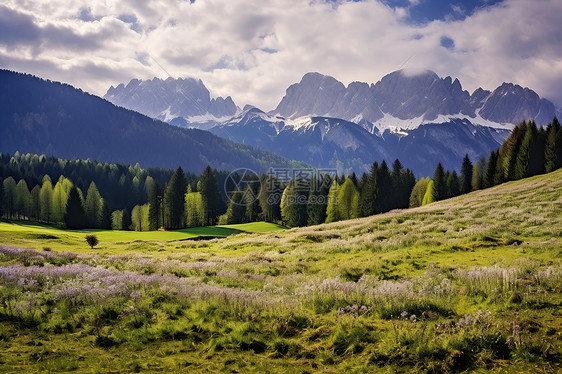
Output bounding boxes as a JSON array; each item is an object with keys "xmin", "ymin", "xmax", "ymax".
[
  {"xmin": 0, "ymin": 221, "xmax": 286, "ymax": 254},
  {"xmin": 0, "ymin": 169, "xmax": 560, "ymax": 373}
]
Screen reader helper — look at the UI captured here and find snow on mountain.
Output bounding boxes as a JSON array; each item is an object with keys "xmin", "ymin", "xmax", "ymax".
[
  {"xmin": 271, "ymin": 69, "xmax": 557, "ymax": 132},
  {"xmin": 104, "ymin": 77, "xmax": 238, "ymax": 128}
]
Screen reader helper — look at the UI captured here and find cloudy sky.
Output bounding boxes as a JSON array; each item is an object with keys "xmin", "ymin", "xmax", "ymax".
[{"xmin": 2, "ymin": 0, "xmax": 561, "ymax": 110}]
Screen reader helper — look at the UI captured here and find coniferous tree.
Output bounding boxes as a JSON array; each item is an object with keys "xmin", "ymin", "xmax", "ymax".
[
  {"xmin": 483, "ymin": 150, "xmax": 498, "ymax": 188},
  {"xmin": 111, "ymin": 210, "xmax": 124, "ymax": 230},
  {"xmin": 39, "ymin": 177, "xmax": 54, "ymax": 224},
  {"xmin": 501, "ymin": 123, "xmax": 526, "ymax": 181},
  {"xmin": 164, "ymin": 167, "xmax": 188, "ymax": 229},
  {"xmin": 2, "ymin": 177, "xmax": 16, "ymax": 219},
  {"xmin": 99, "ymin": 198, "xmax": 111, "ymax": 229},
  {"xmin": 307, "ymin": 175, "xmax": 330, "ymax": 225},
  {"xmin": 360, "ymin": 162, "xmax": 378, "ymax": 217},
  {"xmin": 376, "ymin": 160, "xmax": 392, "ymax": 213},
  {"xmin": 433, "ymin": 163, "xmax": 446, "ymax": 201},
  {"xmin": 280, "ymin": 179, "xmax": 308, "ymax": 227},
  {"xmin": 199, "ymin": 166, "xmax": 221, "ymax": 226},
  {"xmin": 472, "ymin": 157, "xmax": 486, "ymax": 191},
  {"xmin": 460, "ymin": 155, "xmax": 473, "ymax": 194},
  {"xmin": 30, "ymin": 185, "xmax": 41, "ymax": 221},
  {"xmin": 544, "ymin": 118, "xmax": 561, "ymax": 172},
  {"xmin": 258, "ymin": 175, "xmax": 281, "ymax": 223},
  {"xmin": 0, "ymin": 177, "xmax": 3, "ymax": 219},
  {"xmin": 122, "ymin": 209, "xmax": 132, "ymax": 231},
  {"xmin": 225, "ymin": 188, "xmax": 246, "ymax": 224},
  {"xmin": 244, "ymin": 181, "xmax": 261, "ymax": 223},
  {"xmin": 185, "ymin": 186, "xmax": 204, "ymax": 227},
  {"xmin": 15, "ymin": 179, "xmax": 31, "ymax": 220},
  {"xmin": 529, "ymin": 125, "xmax": 546, "ymax": 176},
  {"xmin": 349, "ymin": 172, "xmax": 358, "ymax": 188},
  {"xmin": 514, "ymin": 123, "xmax": 535, "ymax": 179},
  {"xmin": 325, "ymin": 179, "xmax": 339, "ymax": 223},
  {"xmin": 131, "ymin": 205, "xmax": 143, "ymax": 231},
  {"xmin": 447, "ymin": 171, "xmax": 460, "ymax": 198},
  {"xmin": 64, "ymin": 186, "xmax": 87, "ymax": 229},
  {"xmin": 390, "ymin": 159, "xmax": 414, "ymax": 209},
  {"xmin": 146, "ymin": 176, "xmax": 161, "ymax": 230},
  {"xmin": 52, "ymin": 176, "xmax": 72, "ymax": 225},
  {"xmin": 494, "ymin": 150, "xmax": 505, "ymax": 185},
  {"xmin": 84, "ymin": 182, "xmax": 102, "ymax": 228},
  {"xmin": 337, "ymin": 178, "xmax": 359, "ymax": 220}
]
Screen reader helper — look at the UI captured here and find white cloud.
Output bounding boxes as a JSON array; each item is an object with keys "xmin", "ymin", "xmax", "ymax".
[{"xmin": 2, "ymin": 0, "xmax": 562, "ymax": 111}]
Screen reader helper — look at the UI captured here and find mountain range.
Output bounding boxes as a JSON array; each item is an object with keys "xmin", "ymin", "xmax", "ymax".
[
  {"xmin": 105, "ymin": 69, "xmax": 559, "ymax": 176},
  {"xmin": 105, "ymin": 77, "xmax": 238, "ymax": 130},
  {"xmin": 0, "ymin": 70, "xmax": 305, "ymax": 174}
]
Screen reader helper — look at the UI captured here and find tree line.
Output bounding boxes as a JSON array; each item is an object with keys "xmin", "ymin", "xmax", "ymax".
[
  {"xmin": 1, "ymin": 118, "xmax": 560, "ymax": 230},
  {"xmin": 409, "ymin": 118, "xmax": 562, "ymax": 208}
]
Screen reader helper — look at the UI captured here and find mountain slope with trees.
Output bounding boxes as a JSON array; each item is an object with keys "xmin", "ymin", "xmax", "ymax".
[{"xmin": 0, "ymin": 70, "xmax": 305, "ymax": 174}]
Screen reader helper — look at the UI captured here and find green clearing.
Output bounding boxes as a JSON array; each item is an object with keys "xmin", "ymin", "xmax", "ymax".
[
  {"xmin": 0, "ymin": 170, "xmax": 560, "ymax": 373},
  {"xmin": 0, "ymin": 221, "xmax": 285, "ymax": 254}
]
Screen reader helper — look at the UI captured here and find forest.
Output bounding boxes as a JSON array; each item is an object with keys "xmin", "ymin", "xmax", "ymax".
[{"xmin": 0, "ymin": 119, "xmax": 561, "ymax": 231}]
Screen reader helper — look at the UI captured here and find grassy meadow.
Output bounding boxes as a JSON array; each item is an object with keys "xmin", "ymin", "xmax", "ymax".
[{"xmin": 0, "ymin": 170, "xmax": 560, "ymax": 373}]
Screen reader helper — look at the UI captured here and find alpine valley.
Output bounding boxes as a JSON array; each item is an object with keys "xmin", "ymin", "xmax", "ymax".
[{"xmin": 106, "ymin": 69, "xmax": 560, "ymax": 176}]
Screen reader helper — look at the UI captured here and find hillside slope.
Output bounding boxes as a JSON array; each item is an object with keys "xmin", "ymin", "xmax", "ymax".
[
  {"xmin": 0, "ymin": 70, "xmax": 305, "ymax": 173},
  {"xmin": 0, "ymin": 170, "xmax": 560, "ymax": 373}
]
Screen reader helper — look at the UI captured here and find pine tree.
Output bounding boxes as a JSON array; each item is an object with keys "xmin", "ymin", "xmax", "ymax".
[
  {"xmin": 84, "ymin": 182, "xmax": 102, "ymax": 228},
  {"xmin": 460, "ymin": 155, "xmax": 473, "ymax": 194},
  {"xmin": 337, "ymin": 178, "xmax": 359, "ymax": 221},
  {"xmin": 258, "ymin": 175, "xmax": 281, "ymax": 222},
  {"xmin": 494, "ymin": 150, "xmax": 505, "ymax": 185},
  {"xmin": 280, "ymin": 184, "xmax": 291, "ymax": 226},
  {"xmin": 30, "ymin": 185, "xmax": 41, "ymax": 221},
  {"xmin": 433, "ymin": 163, "xmax": 446, "ymax": 201},
  {"xmin": 199, "ymin": 166, "xmax": 221, "ymax": 226},
  {"xmin": 325, "ymin": 179, "xmax": 339, "ymax": 223},
  {"xmin": 164, "ymin": 167, "xmax": 188, "ymax": 229},
  {"xmin": 111, "ymin": 210, "xmax": 124, "ymax": 230},
  {"xmin": 376, "ymin": 160, "xmax": 392, "ymax": 212},
  {"xmin": 472, "ymin": 157, "xmax": 485, "ymax": 191},
  {"xmin": 2, "ymin": 177, "xmax": 16, "ymax": 219},
  {"xmin": 122, "ymin": 209, "xmax": 132, "ymax": 231},
  {"xmin": 15, "ymin": 179, "xmax": 31, "ymax": 220},
  {"xmin": 244, "ymin": 181, "xmax": 261, "ymax": 223},
  {"xmin": 529, "ymin": 125, "xmax": 546, "ymax": 176},
  {"xmin": 501, "ymin": 122, "xmax": 526, "ymax": 180},
  {"xmin": 225, "ymin": 188, "xmax": 246, "ymax": 224},
  {"xmin": 390, "ymin": 159, "xmax": 404, "ymax": 209},
  {"xmin": 360, "ymin": 162, "xmax": 378, "ymax": 217},
  {"xmin": 185, "ymin": 187, "xmax": 204, "ymax": 227},
  {"xmin": 99, "ymin": 198, "xmax": 111, "ymax": 229},
  {"xmin": 483, "ymin": 150, "xmax": 498, "ymax": 188},
  {"xmin": 131, "ymin": 205, "xmax": 143, "ymax": 231},
  {"xmin": 447, "ymin": 171, "xmax": 460, "ymax": 198},
  {"xmin": 545, "ymin": 118, "xmax": 561, "ymax": 172},
  {"xmin": 280, "ymin": 180, "xmax": 308, "ymax": 227},
  {"xmin": 146, "ymin": 177, "xmax": 161, "ymax": 230},
  {"xmin": 39, "ymin": 177, "xmax": 54, "ymax": 224},
  {"xmin": 307, "ymin": 175, "xmax": 330, "ymax": 225},
  {"xmin": 52, "ymin": 176, "xmax": 72, "ymax": 225},
  {"xmin": 64, "ymin": 186, "xmax": 87, "ymax": 229},
  {"xmin": 514, "ymin": 123, "xmax": 535, "ymax": 179},
  {"xmin": 0, "ymin": 177, "xmax": 3, "ymax": 219}
]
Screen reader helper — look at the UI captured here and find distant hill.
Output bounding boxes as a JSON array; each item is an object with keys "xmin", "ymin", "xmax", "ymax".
[{"xmin": 0, "ymin": 70, "xmax": 305, "ymax": 173}]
